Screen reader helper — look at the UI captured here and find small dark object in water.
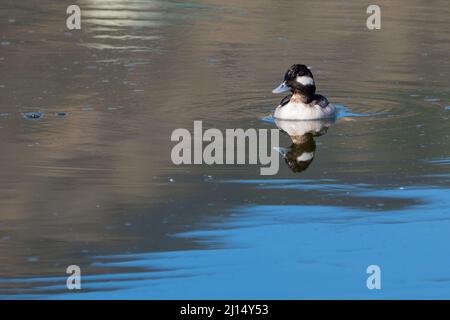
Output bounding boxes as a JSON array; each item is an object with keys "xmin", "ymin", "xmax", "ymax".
[
  {"xmin": 23, "ymin": 112, "xmax": 44, "ymax": 120},
  {"xmin": 55, "ymin": 111, "xmax": 69, "ymax": 117}
]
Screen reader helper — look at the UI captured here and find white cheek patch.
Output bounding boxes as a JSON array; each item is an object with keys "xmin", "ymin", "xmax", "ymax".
[
  {"xmin": 297, "ymin": 152, "xmax": 314, "ymax": 162},
  {"xmin": 296, "ymin": 76, "xmax": 314, "ymax": 86}
]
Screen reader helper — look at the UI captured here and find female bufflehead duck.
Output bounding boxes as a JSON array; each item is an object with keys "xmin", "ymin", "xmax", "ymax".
[{"xmin": 272, "ymin": 64, "xmax": 336, "ymax": 120}]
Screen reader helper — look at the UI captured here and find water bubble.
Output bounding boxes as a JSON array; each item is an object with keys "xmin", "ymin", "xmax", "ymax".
[
  {"xmin": 27, "ymin": 256, "xmax": 39, "ymax": 263},
  {"xmin": 204, "ymin": 175, "xmax": 214, "ymax": 181}
]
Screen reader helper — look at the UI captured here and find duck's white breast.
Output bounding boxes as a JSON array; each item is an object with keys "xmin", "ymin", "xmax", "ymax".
[
  {"xmin": 274, "ymin": 118, "xmax": 334, "ymax": 137},
  {"xmin": 274, "ymin": 102, "xmax": 336, "ymax": 120}
]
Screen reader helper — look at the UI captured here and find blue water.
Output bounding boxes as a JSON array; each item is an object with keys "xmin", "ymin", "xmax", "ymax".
[{"xmin": 2, "ymin": 179, "xmax": 450, "ymax": 299}]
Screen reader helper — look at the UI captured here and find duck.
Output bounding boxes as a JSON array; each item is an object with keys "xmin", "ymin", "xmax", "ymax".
[{"xmin": 272, "ymin": 64, "xmax": 336, "ymax": 120}]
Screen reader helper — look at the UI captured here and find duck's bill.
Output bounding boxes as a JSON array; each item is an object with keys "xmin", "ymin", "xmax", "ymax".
[
  {"xmin": 272, "ymin": 81, "xmax": 290, "ymax": 94},
  {"xmin": 273, "ymin": 147, "xmax": 289, "ymax": 158}
]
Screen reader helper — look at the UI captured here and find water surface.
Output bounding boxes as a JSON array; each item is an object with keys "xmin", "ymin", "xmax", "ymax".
[{"xmin": 0, "ymin": 0, "xmax": 449, "ymax": 299}]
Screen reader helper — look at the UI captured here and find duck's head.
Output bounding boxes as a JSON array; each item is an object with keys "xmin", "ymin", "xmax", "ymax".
[
  {"xmin": 272, "ymin": 64, "xmax": 316, "ymax": 102},
  {"xmin": 276, "ymin": 136, "xmax": 316, "ymax": 173}
]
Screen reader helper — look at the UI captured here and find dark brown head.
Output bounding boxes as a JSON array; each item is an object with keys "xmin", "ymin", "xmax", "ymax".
[{"xmin": 272, "ymin": 64, "xmax": 316, "ymax": 103}]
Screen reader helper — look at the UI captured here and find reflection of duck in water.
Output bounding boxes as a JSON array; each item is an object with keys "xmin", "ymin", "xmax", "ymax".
[{"xmin": 275, "ymin": 118, "xmax": 334, "ymax": 173}]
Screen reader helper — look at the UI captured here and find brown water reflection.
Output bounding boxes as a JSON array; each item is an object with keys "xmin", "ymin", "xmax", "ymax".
[{"xmin": 0, "ymin": 0, "xmax": 449, "ymax": 295}]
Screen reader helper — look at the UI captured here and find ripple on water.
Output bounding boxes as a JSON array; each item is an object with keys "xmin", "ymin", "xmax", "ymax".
[
  {"xmin": 335, "ymin": 105, "xmax": 387, "ymax": 119},
  {"xmin": 80, "ymin": 43, "xmax": 154, "ymax": 52},
  {"xmin": 427, "ymin": 158, "xmax": 450, "ymax": 166}
]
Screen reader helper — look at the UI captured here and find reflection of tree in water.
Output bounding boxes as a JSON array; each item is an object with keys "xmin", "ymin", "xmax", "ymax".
[{"xmin": 275, "ymin": 119, "xmax": 334, "ymax": 173}]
